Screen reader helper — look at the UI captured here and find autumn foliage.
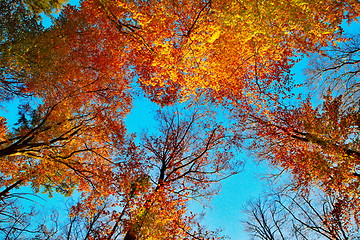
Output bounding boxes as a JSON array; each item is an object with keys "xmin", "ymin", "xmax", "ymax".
[
  {"xmin": 0, "ymin": 0, "xmax": 359, "ymax": 238},
  {"xmin": 44, "ymin": 0, "xmax": 360, "ymax": 106},
  {"xmin": 245, "ymin": 96, "xmax": 360, "ymax": 222}
]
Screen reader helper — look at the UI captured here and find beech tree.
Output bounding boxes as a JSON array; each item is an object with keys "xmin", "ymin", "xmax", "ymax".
[
  {"xmin": 63, "ymin": 110, "xmax": 239, "ymax": 240},
  {"xmin": 121, "ymin": 110, "xmax": 239, "ymax": 239},
  {"xmin": 242, "ymin": 95, "xmax": 360, "ymax": 224},
  {"xmin": 0, "ymin": 0, "xmax": 131, "ymax": 199}
]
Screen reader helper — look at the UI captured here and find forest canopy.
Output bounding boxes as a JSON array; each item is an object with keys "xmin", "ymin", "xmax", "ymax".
[{"xmin": 0, "ymin": 0, "xmax": 359, "ymax": 239}]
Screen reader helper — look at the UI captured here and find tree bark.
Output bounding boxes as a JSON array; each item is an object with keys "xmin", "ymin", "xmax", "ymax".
[{"xmin": 123, "ymin": 229, "xmax": 137, "ymax": 240}]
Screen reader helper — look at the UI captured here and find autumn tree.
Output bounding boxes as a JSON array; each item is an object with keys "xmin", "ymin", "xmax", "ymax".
[
  {"xmin": 240, "ymin": 94, "xmax": 360, "ymax": 226},
  {"xmin": 243, "ymin": 186, "xmax": 360, "ymax": 240},
  {"xmin": 56, "ymin": 109, "xmax": 240, "ymax": 240},
  {"xmin": 0, "ymin": 0, "xmax": 134, "ymax": 200},
  {"xmin": 121, "ymin": 110, "xmax": 239, "ymax": 239}
]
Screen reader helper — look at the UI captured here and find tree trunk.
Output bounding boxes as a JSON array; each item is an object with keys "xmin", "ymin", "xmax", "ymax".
[{"xmin": 123, "ymin": 229, "xmax": 137, "ymax": 240}]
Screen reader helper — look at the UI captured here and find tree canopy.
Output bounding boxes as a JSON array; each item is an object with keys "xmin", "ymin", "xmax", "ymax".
[{"xmin": 0, "ymin": 0, "xmax": 359, "ymax": 238}]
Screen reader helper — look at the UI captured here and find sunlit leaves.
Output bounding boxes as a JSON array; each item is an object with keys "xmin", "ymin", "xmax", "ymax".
[{"xmin": 247, "ymin": 95, "xmax": 360, "ymax": 223}]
